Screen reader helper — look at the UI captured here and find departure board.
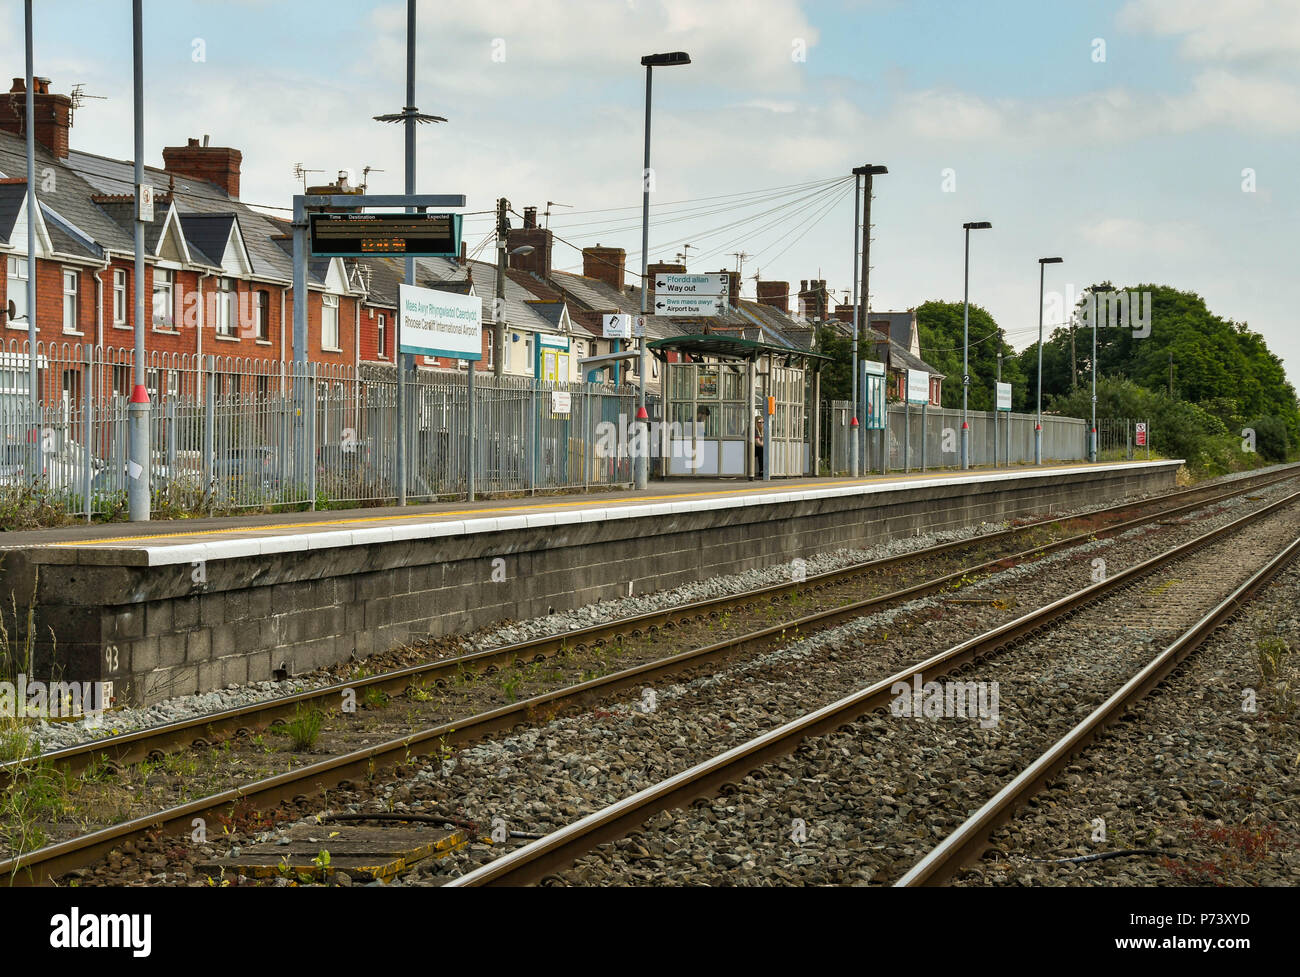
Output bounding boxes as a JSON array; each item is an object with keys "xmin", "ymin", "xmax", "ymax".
[{"xmin": 308, "ymin": 213, "xmax": 462, "ymax": 257}]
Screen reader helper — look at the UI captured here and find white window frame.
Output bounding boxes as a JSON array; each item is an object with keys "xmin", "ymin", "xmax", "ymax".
[
  {"xmin": 321, "ymin": 293, "xmax": 340, "ymax": 351},
  {"xmin": 62, "ymin": 268, "xmax": 81, "ymax": 334},
  {"xmin": 215, "ymin": 277, "xmax": 238, "ymax": 338},
  {"xmin": 377, "ymin": 312, "xmax": 388, "ymax": 359},
  {"xmin": 5, "ymin": 257, "xmax": 28, "ymax": 329},
  {"xmin": 113, "ymin": 269, "xmax": 128, "ymax": 327},
  {"xmin": 152, "ymin": 268, "xmax": 175, "ymax": 330}
]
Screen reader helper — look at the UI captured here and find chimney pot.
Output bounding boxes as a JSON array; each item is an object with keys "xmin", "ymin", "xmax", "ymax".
[
  {"xmin": 523, "ymin": 206, "xmax": 538, "ymax": 229},
  {"xmin": 10, "ymin": 78, "xmax": 24, "ymax": 93}
]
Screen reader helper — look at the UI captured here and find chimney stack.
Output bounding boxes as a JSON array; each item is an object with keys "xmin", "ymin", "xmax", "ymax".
[
  {"xmin": 0, "ymin": 77, "xmax": 74, "ymax": 159},
  {"xmin": 506, "ymin": 204, "xmax": 553, "ymax": 278},
  {"xmin": 582, "ymin": 244, "xmax": 626, "ymax": 290},
  {"xmin": 756, "ymin": 281, "xmax": 789, "ymax": 314},
  {"xmin": 162, "ymin": 137, "xmax": 243, "ymax": 199}
]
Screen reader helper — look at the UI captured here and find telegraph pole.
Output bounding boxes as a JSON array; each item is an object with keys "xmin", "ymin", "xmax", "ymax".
[
  {"xmin": 494, "ymin": 197, "xmax": 508, "ymax": 377},
  {"xmin": 851, "ymin": 164, "xmax": 886, "ymax": 477}
]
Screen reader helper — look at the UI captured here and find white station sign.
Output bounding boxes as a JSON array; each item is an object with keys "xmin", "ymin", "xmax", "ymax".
[
  {"xmin": 399, "ymin": 283, "xmax": 482, "ymax": 360},
  {"xmin": 996, "ymin": 382, "xmax": 1012, "ymax": 411},
  {"xmin": 653, "ymin": 272, "xmax": 729, "ymax": 297},
  {"xmin": 906, "ymin": 369, "xmax": 929, "ymax": 405}
]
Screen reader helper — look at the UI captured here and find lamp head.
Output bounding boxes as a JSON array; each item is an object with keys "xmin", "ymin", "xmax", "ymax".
[{"xmin": 641, "ymin": 52, "xmax": 691, "ymax": 67}]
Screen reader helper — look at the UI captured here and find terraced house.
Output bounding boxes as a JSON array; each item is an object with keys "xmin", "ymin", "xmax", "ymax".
[{"xmin": 0, "ymin": 75, "xmax": 365, "ymax": 408}]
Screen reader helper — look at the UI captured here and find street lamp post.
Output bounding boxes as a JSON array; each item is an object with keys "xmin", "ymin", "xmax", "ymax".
[
  {"xmin": 1036, "ymin": 257, "xmax": 1063, "ymax": 465},
  {"xmin": 636, "ymin": 51, "xmax": 690, "ymax": 490},
  {"xmin": 850, "ymin": 164, "xmax": 886, "ymax": 477},
  {"xmin": 960, "ymin": 221, "xmax": 991, "ymax": 470}
]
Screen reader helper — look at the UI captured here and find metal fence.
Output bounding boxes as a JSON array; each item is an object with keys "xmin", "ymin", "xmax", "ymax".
[
  {"xmin": 819, "ymin": 402, "xmax": 1092, "ymax": 474},
  {"xmin": 0, "ymin": 340, "xmax": 636, "ymax": 517}
]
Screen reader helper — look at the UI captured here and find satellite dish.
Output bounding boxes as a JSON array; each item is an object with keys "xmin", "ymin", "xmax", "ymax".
[{"xmin": 6, "ymin": 299, "xmax": 17, "ymax": 323}]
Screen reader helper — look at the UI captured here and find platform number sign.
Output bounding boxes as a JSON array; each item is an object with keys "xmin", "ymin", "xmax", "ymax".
[{"xmin": 1135, "ymin": 422, "xmax": 1147, "ymax": 447}]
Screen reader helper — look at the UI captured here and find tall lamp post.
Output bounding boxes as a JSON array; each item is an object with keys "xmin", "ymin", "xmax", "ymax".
[
  {"xmin": 1035, "ymin": 256, "xmax": 1063, "ymax": 465},
  {"xmin": 850, "ymin": 164, "xmax": 886, "ymax": 477},
  {"xmin": 960, "ymin": 221, "xmax": 991, "ymax": 470},
  {"xmin": 636, "ymin": 51, "xmax": 691, "ymax": 490}
]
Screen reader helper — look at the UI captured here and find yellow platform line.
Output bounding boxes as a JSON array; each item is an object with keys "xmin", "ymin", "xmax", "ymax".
[{"xmin": 50, "ymin": 462, "xmax": 1102, "ymax": 548}]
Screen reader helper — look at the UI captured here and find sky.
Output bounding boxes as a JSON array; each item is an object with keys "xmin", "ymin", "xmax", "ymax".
[{"xmin": 2, "ymin": 0, "xmax": 1297, "ymax": 385}]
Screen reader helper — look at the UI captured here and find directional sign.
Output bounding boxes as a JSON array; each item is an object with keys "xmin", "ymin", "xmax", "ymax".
[
  {"xmin": 996, "ymin": 382, "xmax": 1012, "ymax": 411},
  {"xmin": 655, "ymin": 295, "xmax": 726, "ymax": 316},
  {"xmin": 654, "ymin": 272, "xmax": 729, "ymax": 296}
]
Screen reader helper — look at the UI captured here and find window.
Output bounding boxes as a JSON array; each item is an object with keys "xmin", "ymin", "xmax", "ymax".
[
  {"xmin": 152, "ymin": 268, "xmax": 174, "ymax": 329},
  {"xmin": 485, "ymin": 330, "xmax": 492, "ymax": 368},
  {"xmin": 523, "ymin": 334, "xmax": 534, "ymax": 374},
  {"xmin": 5, "ymin": 257, "xmax": 27, "ymax": 327},
  {"xmin": 377, "ymin": 313, "xmax": 387, "ymax": 359},
  {"xmin": 216, "ymin": 277, "xmax": 237, "ymax": 337},
  {"xmin": 321, "ymin": 293, "xmax": 339, "ymax": 350},
  {"xmin": 62, "ymin": 269, "xmax": 80, "ymax": 333},
  {"xmin": 255, "ymin": 290, "xmax": 270, "ymax": 342},
  {"xmin": 113, "ymin": 269, "xmax": 127, "ymax": 326},
  {"xmin": 112, "ymin": 365, "xmax": 130, "ymax": 397}
]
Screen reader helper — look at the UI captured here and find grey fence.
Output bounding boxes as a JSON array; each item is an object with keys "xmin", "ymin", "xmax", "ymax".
[
  {"xmin": 820, "ymin": 402, "xmax": 1092, "ymax": 475},
  {"xmin": 0, "ymin": 340, "xmax": 636, "ymax": 518}
]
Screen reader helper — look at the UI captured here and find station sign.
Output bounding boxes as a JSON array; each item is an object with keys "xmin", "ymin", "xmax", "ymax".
[
  {"xmin": 602, "ymin": 314, "xmax": 646, "ymax": 339},
  {"xmin": 996, "ymin": 382, "xmax": 1012, "ymax": 411},
  {"xmin": 654, "ymin": 295, "xmax": 726, "ymax": 316},
  {"xmin": 906, "ymin": 369, "xmax": 929, "ymax": 405},
  {"xmin": 310, "ymin": 212, "xmax": 462, "ymax": 257},
  {"xmin": 398, "ymin": 283, "xmax": 481, "ymax": 360},
  {"xmin": 653, "ymin": 272, "xmax": 729, "ymax": 297}
]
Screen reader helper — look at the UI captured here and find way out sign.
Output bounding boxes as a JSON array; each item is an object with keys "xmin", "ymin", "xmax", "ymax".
[{"xmin": 1135, "ymin": 422, "xmax": 1147, "ymax": 446}]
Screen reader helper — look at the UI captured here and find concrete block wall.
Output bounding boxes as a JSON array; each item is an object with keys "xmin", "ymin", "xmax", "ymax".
[{"xmin": 3, "ymin": 462, "xmax": 1180, "ymax": 705}]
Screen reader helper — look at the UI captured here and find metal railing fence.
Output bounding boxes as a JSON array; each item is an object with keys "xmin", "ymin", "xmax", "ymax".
[{"xmin": 0, "ymin": 340, "xmax": 636, "ymax": 517}]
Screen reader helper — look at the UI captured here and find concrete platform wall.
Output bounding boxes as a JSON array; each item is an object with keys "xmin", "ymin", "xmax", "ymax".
[{"xmin": 4, "ymin": 463, "xmax": 1181, "ymax": 704}]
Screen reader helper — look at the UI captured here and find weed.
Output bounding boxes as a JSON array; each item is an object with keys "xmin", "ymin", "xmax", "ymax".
[
  {"xmin": 363, "ymin": 687, "xmax": 389, "ymax": 709},
  {"xmin": 282, "ymin": 705, "xmax": 324, "ymax": 752}
]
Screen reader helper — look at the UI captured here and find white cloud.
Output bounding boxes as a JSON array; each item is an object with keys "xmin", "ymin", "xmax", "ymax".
[
  {"xmin": 1119, "ymin": 0, "xmax": 1300, "ymax": 64},
  {"xmin": 1079, "ymin": 217, "xmax": 1204, "ymax": 255}
]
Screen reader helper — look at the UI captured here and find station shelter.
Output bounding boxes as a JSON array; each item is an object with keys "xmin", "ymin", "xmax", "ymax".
[{"xmin": 647, "ymin": 334, "xmax": 827, "ymax": 478}]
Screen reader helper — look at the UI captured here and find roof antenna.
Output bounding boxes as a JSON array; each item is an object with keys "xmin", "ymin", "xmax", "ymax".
[
  {"xmin": 67, "ymin": 84, "xmax": 106, "ymax": 127},
  {"xmin": 543, "ymin": 201, "xmax": 571, "ymax": 229},
  {"xmin": 292, "ymin": 162, "xmax": 323, "ymax": 194}
]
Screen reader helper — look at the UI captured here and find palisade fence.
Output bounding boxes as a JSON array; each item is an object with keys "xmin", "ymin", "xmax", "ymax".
[
  {"xmin": 0, "ymin": 340, "xmax": 636, "ymax": 518},
  {"xmin": 820, "ymin": 401, "xmax": 1106, "ymax": 475}
]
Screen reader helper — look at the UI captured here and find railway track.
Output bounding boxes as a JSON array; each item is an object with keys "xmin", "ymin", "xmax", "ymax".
[
  {"xmin": 6, "ymin": 464, "xmax": 1296, "ymax": 789},
  {"xmin": 444, "ymin": 488, "xmax": 1300, "ymax": 886},
  {"xmin": 0, "ymin": 466, "xmax": 1295, "ymax": 885}
]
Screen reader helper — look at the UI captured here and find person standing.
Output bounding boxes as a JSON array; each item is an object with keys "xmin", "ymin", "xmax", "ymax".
[{"xmin": 754, "ymin": 413, "xmax": 765, "ymax": 479}]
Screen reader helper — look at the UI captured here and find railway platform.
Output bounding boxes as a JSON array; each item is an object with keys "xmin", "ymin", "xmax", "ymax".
[{"xmin": 1, "ymin": 460, "xmax": 1183, "ymax": 703}]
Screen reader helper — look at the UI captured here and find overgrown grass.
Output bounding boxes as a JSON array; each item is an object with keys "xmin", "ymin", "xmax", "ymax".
[{"xmin": 281, "ymin": 705, "xmax": 324, "ymax": 752}]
